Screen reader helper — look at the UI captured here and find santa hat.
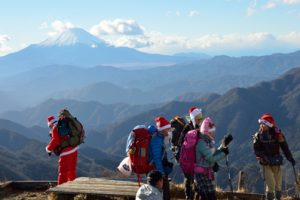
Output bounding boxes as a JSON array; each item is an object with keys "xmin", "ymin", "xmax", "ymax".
[
  {"xmin": 47, "ymin": 115, "xmax": 56, "ymax": 127},
  {"xmin": 189, "ymin": 107, "xmax": 202, "ymax": 127},
  {"xmin": 200, "ymin": 117, "xmax": 216, "ymax": 135},
  {"xmin": 258, "ymin": 113, "xmax": 275, "ymax": 128},
  {"xmin": 156, "ymin": 117, "xmax": 171, "ymax": 131}
]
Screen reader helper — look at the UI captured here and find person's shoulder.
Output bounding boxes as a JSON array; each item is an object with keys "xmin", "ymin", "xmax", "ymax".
[{"xmin": 275, "ymin": 128, "xmax": 285, "ymax": 143}]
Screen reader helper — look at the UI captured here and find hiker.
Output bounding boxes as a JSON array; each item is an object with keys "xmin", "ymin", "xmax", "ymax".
[
  {"xmin": 148, "ymin": 117, "xmax": 174, "ymax": 200},
  {"xmin": 178, "ymin": 107, "xmax": 203, "ymax": 200},
  {"xmin": 253, "ymin": 113, "xmax": 296, "ymax": 200},
  {"xmin": 195, "ymin": 117, "xmax": 231, "ymax": 200},
  {"xmin": 136, "ymin": 170, "xmax": 164, "ymax": 200},
  {"xmin": 46, "ymin": 115, "xmax": 79, "ymax": 185}
]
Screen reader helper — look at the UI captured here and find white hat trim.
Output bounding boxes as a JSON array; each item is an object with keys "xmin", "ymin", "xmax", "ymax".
[
  {"xmin": 258, "ymin": 119, "xmax": 273, "ymax": 127},
  {"xmin": 48, "ymin": 118, "xmax": 56, "ymax": 127},
  {"xmin": 209, "ymin": 127, "xmax": 216, "ymax": 132},
  {"xmin": 190, "ymin": 108, "xmax": 202, "ymax": 119},
  {"xmin": 158, "ymin": 124, "xmax": 171, "ymax": 131}
]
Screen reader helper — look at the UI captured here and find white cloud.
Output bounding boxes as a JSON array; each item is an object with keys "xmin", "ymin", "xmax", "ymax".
[
  {"xmin": 39, "ymin": 21, "xmax": 48, "ymax": 29},
  {"xmin": 189, "ymin": 10, "xmax": 200, "ymax": 17},
  {"xmin": 175, "ymin": 11, "xmax": 181, "ymax": 17},
  {"xmin": 104, "ymin": 31, "xmax": 299, "ymax": 56},
  {"xmin": 279, "ymin": 32, "xmax": 300, "ymax": 45},
  {"xmin": 109, "ymin": 35, "xmax": 153, "ymax": 48},
  {"xmin": 263, "ymin": 1, "xmax": 278, "ymax": 9},
  {"xmin": 247, "ymin": 0, "xmax": 257, "ymax": 16},
  {"xmin": 47, "ymin": 20, "xmax": 75, "ymax": 37},
  {"xmin": 0, "ymin": 35, "xmax": 12, "ymax": 54},
  {"xmin": 282, "ymin": 0, "xmax": 300, "ymax": 4},
  {"xmin": 90, "ymin": 19, "xmax": 144, "ymax": 36}
]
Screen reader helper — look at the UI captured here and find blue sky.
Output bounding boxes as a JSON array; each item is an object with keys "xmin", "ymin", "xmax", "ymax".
[{"xmin": 1, "ymin": 0, "xmax": 300, "ymax": 56}]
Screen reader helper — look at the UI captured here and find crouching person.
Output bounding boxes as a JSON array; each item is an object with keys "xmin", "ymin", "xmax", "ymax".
[
  {"xmin": 148, "ymin": 117, "xmax": 174, "ymax": 200},
  {"xmin": 195, "ymin": 117, "xmax": 232, "ymax": 200},
  {"xmin": 136, "ymin": 170, "xmax": 164, "ymax": 200}
]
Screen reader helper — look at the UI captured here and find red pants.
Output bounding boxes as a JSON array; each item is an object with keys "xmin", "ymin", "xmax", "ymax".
[{"xmin": 58, "ymin": 150, "xmax": 78, "ymax": 185}]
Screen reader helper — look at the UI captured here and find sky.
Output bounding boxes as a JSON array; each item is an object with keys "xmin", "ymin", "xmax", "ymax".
[{"xmin": 0, "ymin": 0, "xmax": 300, "ymax": 56}]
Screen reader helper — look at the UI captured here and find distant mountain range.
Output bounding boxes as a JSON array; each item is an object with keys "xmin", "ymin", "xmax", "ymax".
[
  {"xmin": 0, "ymin": 28, "xmax": 194, "ymax": 77},
  {"xmin": 1, "ymin": 50, "xmax": 300, "ymax": 113},
  {"xmin": 0, "ymin": 99, "xmax": 161, "ymax": 130},
  {"xmin": 0, "ymin": 27, "xmax": 299, "ymax": 113}
]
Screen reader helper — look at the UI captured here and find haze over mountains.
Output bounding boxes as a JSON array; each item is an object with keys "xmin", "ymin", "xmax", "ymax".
[{"xmin": 0, "ymin": 28, "xmax": 300, "ymax": 113}]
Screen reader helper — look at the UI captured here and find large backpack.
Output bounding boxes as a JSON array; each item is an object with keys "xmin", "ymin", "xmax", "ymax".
[
  {"xmin": 126, "ymin": 125, "xmax": 154, "ymax": 185},
  {"xmin": 179, "ymin": 129, "xmax": 199, "ymax": 173},
  {"xmin": 54, "ymin": 109, "xmax": 85, "ymax": 155},
  {"xmin": 170, "ymin": 116, "xmax": 186, "ymax": 147}
]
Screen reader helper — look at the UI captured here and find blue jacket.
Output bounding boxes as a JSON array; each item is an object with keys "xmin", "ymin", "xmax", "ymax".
[{"xmin": 148, "ymin": 125, "xmax": 172, "ymax": 175}]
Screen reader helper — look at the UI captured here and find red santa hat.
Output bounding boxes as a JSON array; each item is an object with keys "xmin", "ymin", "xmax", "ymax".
[
  {"xmin": 189, "ymin": 107, "xmax": 202, "ymax": 127},
  {"xmin": 47, "ymin": 115, "xmax": 56, "ymax": 127},
  {"xmin": 200, "ymin": 117, "xmax": 216, "ymax": 135},
  {"xmin": 258, "ymin": 113, "xmax": 275, "ymax": 128},
  {"xmin": 189, "ymin": 107, "xmax": 202, "ymax": 119},
  {"xmin": 155, "ymin": 117, "xmax": 171, "ymax": 131}
]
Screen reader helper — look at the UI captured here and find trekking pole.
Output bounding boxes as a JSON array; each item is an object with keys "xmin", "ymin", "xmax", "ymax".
[
  {"xmin": 225, "ymin": 155, "xmax": 234, "ymax": 200},
  {"xmin": 261, "ymin": 165, "xmax": 266, "ymax": 200},
  {"xmin": 292, "ymin": 165, "xmax": 299, "ymax": 185}
]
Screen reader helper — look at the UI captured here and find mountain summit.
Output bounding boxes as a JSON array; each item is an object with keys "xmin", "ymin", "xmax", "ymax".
[
  {"xmin": 0, "ymin": 28, "xmax": 192, "ymax": 76},
  {"xmin": 40, "ymin": 28, "xmax": 107, "ymax": 47}
]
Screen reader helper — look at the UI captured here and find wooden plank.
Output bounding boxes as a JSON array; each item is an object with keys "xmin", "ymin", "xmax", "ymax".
[
  {"xmin": 0, "ymin": 181, "xmax": 12, "ymax": 190},
  {"xmin": 48, "ymin": 178, "xmax": 140, "ymax": 198},
  {"xmin": 11, "ymin": 181, "xmax": 57, "ymax": 191},
  {"xmin": 49, "ymin": 185, "xmax": 138, "ymax": 195}
]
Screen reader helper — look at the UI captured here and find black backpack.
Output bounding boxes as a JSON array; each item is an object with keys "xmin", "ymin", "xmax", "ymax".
[{"xmin": 170, "ymin": 116, "xmax": 186, "ymax": 148}]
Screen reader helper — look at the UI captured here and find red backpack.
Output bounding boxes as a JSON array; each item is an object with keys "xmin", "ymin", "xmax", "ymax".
[
  {"xmin": 179, "ymin": 129, "xmax": 200, "ymax": 173},
  {"xmin": 126, "ymin": 125, "xmax": 154, "ymax": 185}
]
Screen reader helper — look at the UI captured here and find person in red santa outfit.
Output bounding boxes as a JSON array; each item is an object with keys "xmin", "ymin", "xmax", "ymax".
[{"xmin": 46, "ymin": 115, "xmax": 79, "ymax": 185}]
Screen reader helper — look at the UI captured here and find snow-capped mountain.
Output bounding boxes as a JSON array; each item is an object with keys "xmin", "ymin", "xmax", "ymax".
[
  {"xmin": 40, "ymin": 28, "xmax": 107, "ymax": 47},
  {"xmin": 0, "ymin": 28, "xmax": 192, "ymax": 76}
]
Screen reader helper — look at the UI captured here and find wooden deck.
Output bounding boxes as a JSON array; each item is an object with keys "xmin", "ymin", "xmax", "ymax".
[
  {"xmin": 47, "ymin": 177, "xmax": 266, "ymax": 200},
  {"xmin": 48, "ymin": 177, "xmax": 141, "ymax": 199}
]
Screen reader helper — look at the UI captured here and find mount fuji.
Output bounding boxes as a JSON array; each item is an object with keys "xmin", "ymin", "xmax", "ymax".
[{"xmin": 0, "ymin": 28, "xmax": 193, "ymax": 76}]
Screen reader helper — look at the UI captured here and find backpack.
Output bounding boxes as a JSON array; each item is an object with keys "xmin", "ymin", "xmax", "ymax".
[
  {"xmin": 54, "ymin": 109, "xmax": 85, "ymax": 155},
  {"xmin": 170, "ymin": 116, "xmax": 186, "ymax": 147},
  {"xmin": 126, "ymin": 125, "xmax": 154, "ymax": 185},
  {"xmin": 179, "ymin": 129, "xmax": 199, "ymax": 174}
]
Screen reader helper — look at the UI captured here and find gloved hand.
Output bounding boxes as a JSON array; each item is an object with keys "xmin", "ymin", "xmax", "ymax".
[
  {"xmin": 222, "ymin": 147, "xmax": 229, "ymax": 155},
  {"xmin": 223, "ymin": 134, "xmax": 233, "ymax": 147},
  {"xmin": 290, "ymin": 158, "xmax": 296, "ymax": 166},
  {"xmin": 213, "ymin": 162, "xmax": 219, "ymax": 172}
]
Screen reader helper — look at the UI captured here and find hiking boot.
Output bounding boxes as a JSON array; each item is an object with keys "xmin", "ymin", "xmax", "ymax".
[
  {"xmin": 266, "ymin": 192, "xmax": 274, "ymax": 200},
  {"xmin": 275, "ymin": 191, "xmax": 281, "ymax": 200}
]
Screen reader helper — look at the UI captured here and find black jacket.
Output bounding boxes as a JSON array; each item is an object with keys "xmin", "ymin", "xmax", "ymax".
[{"xmin": 253, "ymin": 128, "xmax": 293, "ymax": 165}]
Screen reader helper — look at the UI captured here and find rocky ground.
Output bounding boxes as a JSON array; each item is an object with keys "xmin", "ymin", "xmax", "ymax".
[{"xmin": 1, "ymin": 191, "xmax": 48, "ymax": 200}]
